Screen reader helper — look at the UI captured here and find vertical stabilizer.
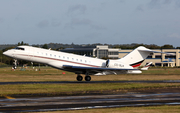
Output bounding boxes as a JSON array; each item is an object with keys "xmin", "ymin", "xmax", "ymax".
[{"xmin": 119, "ymin": 46, "xmax": 153, "ymax": 68}]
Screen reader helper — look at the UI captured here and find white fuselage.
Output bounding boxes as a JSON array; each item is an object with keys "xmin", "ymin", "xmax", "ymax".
[{"xmin": 4, "ymin": 46, "xmax": 105, "ymax": 68}]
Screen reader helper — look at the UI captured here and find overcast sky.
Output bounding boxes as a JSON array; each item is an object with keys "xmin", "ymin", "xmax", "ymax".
[{"xmin": 0, "ymin": 0, "xmax": 180, "ymax": 47}]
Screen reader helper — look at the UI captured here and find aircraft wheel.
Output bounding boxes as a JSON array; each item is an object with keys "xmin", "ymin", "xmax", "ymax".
[
  {"xmin": 85, "ymin": 76, "xmax": 91, "ymax": 81},
  {"xmin": 76, "ymin": 75, "xmax": 83, "ymax": 81}
]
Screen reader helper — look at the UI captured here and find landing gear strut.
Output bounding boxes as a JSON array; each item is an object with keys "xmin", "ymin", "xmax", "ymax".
[
  {"xmin": 13, "ymin": 59, "xmax": 17, "ymax": 69},
  {"xmin": 76, "ymin": 74, "xmax": 83, "ymax": 81}
]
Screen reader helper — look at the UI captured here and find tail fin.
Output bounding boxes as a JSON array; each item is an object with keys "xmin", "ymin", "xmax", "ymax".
[{"xmin": 118, "ymin": 46, "xmax": 173, "ymax": 68}]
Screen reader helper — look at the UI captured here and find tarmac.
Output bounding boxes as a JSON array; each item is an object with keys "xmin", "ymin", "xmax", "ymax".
[
  {"xmin": 0, "ymin": 91, "xmax": 180, "ymax": 112},
  {"xmin": 0, "ymin": 80, "xmax": 180, "ymax": 85},
  {"xmin": 0, "ymin": 80, "xmax": 180, "ymax": 112}
]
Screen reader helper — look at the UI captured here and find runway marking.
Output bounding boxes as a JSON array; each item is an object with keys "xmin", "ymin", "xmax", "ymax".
[{"xmin": 4, "ymin": 95, "xmax": 15, "ymax": 99}]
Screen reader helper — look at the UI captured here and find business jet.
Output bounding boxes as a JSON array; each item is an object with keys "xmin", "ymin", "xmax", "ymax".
[{"xmin": 3, "ymin": 46, "xmax": 172, "ymax": 81}]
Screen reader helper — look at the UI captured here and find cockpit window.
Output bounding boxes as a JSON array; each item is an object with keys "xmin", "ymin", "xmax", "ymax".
[{"xmin": 14, "ymin": 47, "xmax": 25, "ymax": 50}]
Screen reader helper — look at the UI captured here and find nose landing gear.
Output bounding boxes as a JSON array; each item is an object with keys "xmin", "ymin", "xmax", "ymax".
[{"xmin": 13, "ymin": 59, "xmax": 17, "ymax": 69}]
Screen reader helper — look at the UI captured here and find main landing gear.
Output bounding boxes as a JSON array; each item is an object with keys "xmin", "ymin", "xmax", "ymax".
[
  {"xmin": 76, "ymin": 75, "xmax": 83, "ymax": 81},
  {"xmin": 76, "ymin": 74, "xmax": 91, "ymax": 81}
]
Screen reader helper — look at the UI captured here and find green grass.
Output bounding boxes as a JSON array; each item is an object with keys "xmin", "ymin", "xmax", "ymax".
[
  {"xmin": 0, "ymin": 67, "xmax": 180, "ymax": 97},
  {"xmin": 0, "ymin": 83, "xmax": 179, "ymax": 97},
  {"xmin": 142, "ymin": 68, "xmax": 180, "ymax": 75},
  {"xmin": 0, "ymin": 67, "xmax": 180, "ymax": 82}
]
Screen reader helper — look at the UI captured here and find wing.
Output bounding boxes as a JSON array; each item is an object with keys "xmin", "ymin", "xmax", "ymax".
[{"xmin": 62, "ymin": 65, "xmax": 139, "ymax": 75}]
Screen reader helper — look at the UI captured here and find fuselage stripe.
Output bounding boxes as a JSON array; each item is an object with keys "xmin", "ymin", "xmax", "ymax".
[
  {"xmin": 130, "ymin": 60, "xmax": 144, "ymax": 68},
  {"xmin": 16, "ymin": 54, "xmax": 100, "ymax": 68}
]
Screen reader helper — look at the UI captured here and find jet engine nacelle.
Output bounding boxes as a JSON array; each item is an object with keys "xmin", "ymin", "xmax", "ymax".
[{"xmin": 106, "ymin": 59, "xmax": 125, "ymax": 68}]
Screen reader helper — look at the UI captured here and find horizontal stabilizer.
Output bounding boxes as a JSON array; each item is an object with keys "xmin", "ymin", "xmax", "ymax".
[
  {"xmin": 141, "ymin": 62, "xmax": 152, "ymax": 71},
  {"xmin": 138, "ymin": 49, "xmax": 175, "ymax": 55}
]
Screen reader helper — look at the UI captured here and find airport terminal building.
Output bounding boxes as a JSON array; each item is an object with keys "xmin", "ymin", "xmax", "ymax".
[
  {"xmin": 61, "ymin": 45, "xmax": 179, "ymax": 67},
  {"xmin": 61, "ymin": 45, "xmax": 119, "ymax": 59}
]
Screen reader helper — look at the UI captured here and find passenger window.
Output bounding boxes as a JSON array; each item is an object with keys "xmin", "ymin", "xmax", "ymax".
[{"xmin": 15, "ymin": 47, "xmax": 25, "ymax": 50}]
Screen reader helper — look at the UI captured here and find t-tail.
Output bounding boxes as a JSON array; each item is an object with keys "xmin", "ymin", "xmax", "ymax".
[{"xmin": 118, "ymin": 46, "xmax": 173, "ymax": 68}]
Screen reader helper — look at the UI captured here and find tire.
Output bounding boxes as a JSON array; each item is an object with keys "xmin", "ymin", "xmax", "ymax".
[
  {"xmin": 76, "ymin": 75, "xmax": 83, "ymax": 81},
  {"xmin": 85, "ymin": 76, "xmax": 91, "ymax": 81}
]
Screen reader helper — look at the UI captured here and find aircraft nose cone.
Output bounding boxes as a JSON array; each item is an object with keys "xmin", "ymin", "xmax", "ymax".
[
  {"xmin": 3, "ymin": 51, "xmax": 10, "ymax": 57},
  {"xmin": 3, "ymin": 51, "xmax": 7, "ymax": 55}
]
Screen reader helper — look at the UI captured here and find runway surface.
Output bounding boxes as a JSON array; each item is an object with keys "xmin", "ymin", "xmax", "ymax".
[
  {"xmin": 0, "ymin": 80, "xmax": 180, "ymax": 112},
  {"xmin": 0, "ymin": 92, "xmax": 180, "ymax": 112},
  {"xmin": 0, "ymin": 80, "xmax": 180, "ymax": 85}
]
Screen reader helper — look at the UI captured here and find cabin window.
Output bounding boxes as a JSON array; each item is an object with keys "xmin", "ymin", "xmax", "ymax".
[
  {"xmin": 54, "ymin": 55, "xmax": 56, "ymax": 57},
  {"xmin": 76, "ymin": 59, "xmax": 78, "ymax": 61},
  {"xmin": 14, "ymin": 47, "xmax": 25, "ymax": 50},
  {"xmin": 63, "ymin": 56, "xmax": 65, "ymax": 59},
  {"xmin": 59, "ymin": 56, "xmax": 61, "ymax": 58},
  {"xmin": 72, "ymin": 58, "xmax": 74, "ymax": 60},
  {"xmin": 85, "ymin": 60, "xmax": 87, "ymax": 63},
  {"xmin": 50, "ymin": 54, "xmax": 52, "ymax": 57},
  {"xmin": 46, "ymin": 53, "xmax": 48, "ymax": 56},
  {"xmin": 80, "ymin": 60, "xmax": 82, "ymax": 62},
  {"xmin": 67, "ymin": 57, "xmax": 69, "ymax": 60}
]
